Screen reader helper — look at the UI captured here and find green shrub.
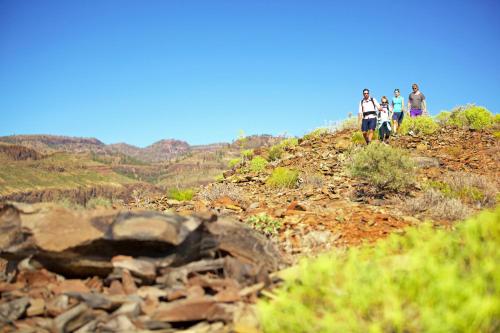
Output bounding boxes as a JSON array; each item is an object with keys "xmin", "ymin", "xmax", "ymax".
[
  {"xmin": 241, "ymin": 149, "xmax": 254, "ymax": 160},
  {"xmin": 259, "ymin": 206, "xmax": 500, "ymax": 333},
  {"xmin": 349, "ymin": 142, "xmax": 415, "ymax": 192},
  {"xmin": 303, "ymin": 128, "xmax": 327, "ymax": 140},
  {"xmin": 494, "ymin": 114, "xmax": 500, "ymax": 125},
  {"xmin": 447, "ymin": 105, "xmax": 494, "ymax": 130},
  {"xmin": 399, "ymin": 116, "xmax": 439, "ymax": 135},
  {"xmin": 246, "ymin": 213, "xmax": 282, "ymax": 237},
  {"xmin": 351, "ymin": 131, "xmax": 366, "ymax": 145},
  {"xmin": 266, "ymin": 167, "xmax": 299, "ymax": 189},
  {"xmin": 268, "ymin": 145, "xmax": 283, "ymax": 161},
  {"xmin": 228, "ymin": 158, "xmax": 241, "ymax": 168},
  {"xmin": 279, "ymin": 137, "xmax": 299, "ymax": 148},
  {"xmin": 86, "ymin": 197, "xmax": 112, "ymax": 209},
  {"xmin": 250, "ymin": 156, "xmax": 268, "ymax": 173},
  {"xmin": 434, "ymin": 110, "xmax": 451, "ymax": 125},
  {"xmin": 168, "ymin": 188, "xmax": 195, "ymax": 201}
]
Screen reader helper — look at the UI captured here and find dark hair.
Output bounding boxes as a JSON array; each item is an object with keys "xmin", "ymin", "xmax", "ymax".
[
  {"xmin": 363, "ymin": 88, "xmax": 369, "ymax": 93},
  {"xmin": 394, "ymin": 88, "xmax": 400, "ymax": 93}
]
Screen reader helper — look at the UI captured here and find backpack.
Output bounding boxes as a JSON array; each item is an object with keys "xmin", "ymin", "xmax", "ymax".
[{"xmin": 360, "ymin": 98, "xmax": 377, "ymax": 116}]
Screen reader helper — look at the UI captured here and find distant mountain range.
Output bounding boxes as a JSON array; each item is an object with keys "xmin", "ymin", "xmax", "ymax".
[{"xmin": 0, "ymin": 134, "xmax": 281, "ymax": 163}]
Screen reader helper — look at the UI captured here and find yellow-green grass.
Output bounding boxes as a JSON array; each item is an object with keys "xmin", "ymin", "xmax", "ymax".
[{"xmin": 0, "ymin": 152, "xmax": 136, "ymax": 195}]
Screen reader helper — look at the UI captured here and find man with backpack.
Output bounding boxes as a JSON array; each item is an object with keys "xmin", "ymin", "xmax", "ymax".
[{"xmin": 358, "ymin": 88, "xmax": 382, "ymax": 144}]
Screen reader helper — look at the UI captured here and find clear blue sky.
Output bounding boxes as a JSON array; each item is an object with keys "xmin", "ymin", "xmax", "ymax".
[{"xmin": 1, "ymin": 0, "xmax": 499, "ymax": 146}]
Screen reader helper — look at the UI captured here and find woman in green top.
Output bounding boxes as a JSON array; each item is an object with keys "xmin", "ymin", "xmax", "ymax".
[{"xmin": 391, "ymin": 88, "xmax": 404, "ymax": 134}]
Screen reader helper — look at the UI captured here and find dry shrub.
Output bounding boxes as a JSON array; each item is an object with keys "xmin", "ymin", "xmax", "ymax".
[
  {"xmin": 300, "ymin": 172, "xmax": 324, "ymax": 187},
  {"xmin": 198, "ymin": 183, "xmax": 244, "ymax": 202},
  {"xmin": 445, "ymin": 172, "xmax": 498, "ymax": 208},
  {"xmin": 406, "ymin": 189, "xmax": 471, "ymax": 221}
]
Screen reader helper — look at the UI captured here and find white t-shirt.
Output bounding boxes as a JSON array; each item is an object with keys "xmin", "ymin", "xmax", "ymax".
[
  {"xmin": 379, "ymin": 103, "xmax": 391, "ymax": 122},
  {"xmin": 358, "ymin": 97, "xmax": 380, "ymax": 119}
]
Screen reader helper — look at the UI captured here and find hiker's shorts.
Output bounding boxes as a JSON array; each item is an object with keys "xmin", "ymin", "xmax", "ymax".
[
  {"xmin": 361, "ymin": 118, "xmax": 377, "ymax": 132},
  {"xmin": 392, "ymin": 111, "xmax": 404, "ymax": 124},
  {"xmin": 410, "ymin": 109, "xmax": 423, "ymax": 117}
]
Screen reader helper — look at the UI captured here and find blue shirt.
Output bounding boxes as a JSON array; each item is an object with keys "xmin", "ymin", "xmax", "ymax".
[{"xmin": 392, "ymin": 96, "xmax": 403, "ymax": 113}]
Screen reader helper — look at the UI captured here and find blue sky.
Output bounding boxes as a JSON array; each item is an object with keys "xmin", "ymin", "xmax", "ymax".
[{"xmin": 1, "ymin": 0, "xmax": 499, "ymax": 146}]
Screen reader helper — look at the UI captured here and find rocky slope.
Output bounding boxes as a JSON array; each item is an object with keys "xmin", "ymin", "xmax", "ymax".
[
  {"xmin": 132, "ymin": 126, "xmax": 499, "ymax": 256},
  {"xmin": 1, "ymin": 125, "xmax": 497, "ymax": 332}
]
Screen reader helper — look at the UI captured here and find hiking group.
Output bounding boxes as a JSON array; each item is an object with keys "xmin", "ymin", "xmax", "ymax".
[{"xmin": 358, "ymin": 83, "xmax": 426, "ymax": 144}]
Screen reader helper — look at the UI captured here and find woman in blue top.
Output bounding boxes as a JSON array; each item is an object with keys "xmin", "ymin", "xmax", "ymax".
[{"xmin": 391, "ymin": 88, "xmax": 405, "ymax": 134}]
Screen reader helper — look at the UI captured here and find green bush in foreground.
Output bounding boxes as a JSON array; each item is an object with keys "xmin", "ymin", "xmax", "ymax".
[
  {"xmin": 259, "ymin": 206, "xmax": 500, "ymax": 333},
  {"xmin": 250, "ymin": 156, "xmax": 268, "ymax": 173},
  {"xmin": 399, "ymin": 116, "xmax": 439, "ymax": 135},
  {"xmin": 349, "ymin": 142, "xmax": 415, "ymax": 192},
  {"xmin": 266, "ymin": 167, "xmax": 299, "ymax": 188},
  {"xmin": 168, "ymin": 188, "xmax": 195, "ymax": 201},
  {"xmin": 447, "ymin": 105, "xmax": 494, "ymax": 130}
]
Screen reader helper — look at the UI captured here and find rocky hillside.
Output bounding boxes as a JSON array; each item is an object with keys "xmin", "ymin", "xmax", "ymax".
[
  {"xmin": 0, "ymin": 118, "xmax": 498, "ymax": 332},
  {"xmin": 132, "ymin": 125, "xmax": 499, "ymax": 256}
]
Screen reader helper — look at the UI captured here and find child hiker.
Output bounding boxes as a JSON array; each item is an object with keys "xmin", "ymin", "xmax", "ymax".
[{"xmin": 378, "ymin": 96, "xmax": 392, "ymax": 143}]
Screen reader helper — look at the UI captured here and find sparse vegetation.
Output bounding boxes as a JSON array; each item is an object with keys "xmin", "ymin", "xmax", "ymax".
[
  {"xmin": 349, "ymin": 143, "xmax": 415, "ymax": 192},
  {"xmin": 228, "ymin": 158, "xmax": 241, "ymax": 168},
  {"xmin": 268, "ymin": 145, "xmax": 283, "ymax": 161},
  {"xmin": 198, "ymin": 183, "xmax": 243, "ymax": 202},
  {"xmin": 279, "ymin": 137, "xmax": 299, "ymax": 148},
  {"xmin": 259, "ymin": 206, "xmax": 500, "ymax": 333},
  {"xmin": 0, "ymin": 152, "xmax": 136, "ymax": 196},
  {"xmin": 351, "ymin": 131, "xmax": 366, "ymax": 145},
  {"xmin": 339, "ymin": 116, "xmax": 358, "ymax": 130},
  {"xmin": 446, "ymin": 104, "xmax": 494, "ymax": 130},
  {"xmin": 399, "ymin": 116, "xmax": 439, "ymax": 135},
  {"xmin": 246, "ymin": 213, "xmax": 282, "ymax": 237},
  {"xmin": 241, "ymin": 149, "xmax": 254, "ymax": 160},
  {"xmin": 426, "ymin": 172, "xmax": 498, "ymax": 208},
  {"xmin": 86, "ymin": 197, "xmax": 113, "ymax": 209},
  {"xmin": 434, "ymin": 110, "xmax": 452, "ymax": 125},
  {"xmin": 406, "ymin": 189, "xmax": 472, "ymax": 221},
  {"xmin": 267, "ymin": 138, "xmax": 299, "ymax": 162},
  {"xmin": 250, "ymin": 156, "xmax": 268, "ymax": 173},
  {"xmin": 56, "ymin": 198, "xmax": 84, "ymax": 210},
  {"xmin": 300, "ymin": 172, "xmax": 324, "ymax": 188},
  {"xmin": 266, "ymin": 167, "xmax": 299, "ymax": 189},
  {"xmin": 168, "ymin": 188, "xmax": 195, "ymax": 201},
  {"xmin": 303, "ymin": 128, "xmax": 327, "ymax": 140}
]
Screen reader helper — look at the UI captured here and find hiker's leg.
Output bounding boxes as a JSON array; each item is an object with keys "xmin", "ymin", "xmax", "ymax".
[
  {"xmin": 367, "ymin": 129, "xmax": 374, "ymax": 143},
  {"xmin": 367, "ymin": 118, "xmax": 376, "ymax": 143},
  {"xmin": 362, "ymin": 131, "xmax": 369, "ymax": 144}
]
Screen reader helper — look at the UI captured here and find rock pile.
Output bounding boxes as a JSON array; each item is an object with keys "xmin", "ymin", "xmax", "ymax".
[{"xmin": 0, "ymin": 202, "xmax": 283, "ymax": 332}]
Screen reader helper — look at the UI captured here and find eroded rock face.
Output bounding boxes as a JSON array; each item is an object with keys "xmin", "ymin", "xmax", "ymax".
[{"xmin": 0, "ymin": 202, "xmax": 282, "ymax": 278}]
